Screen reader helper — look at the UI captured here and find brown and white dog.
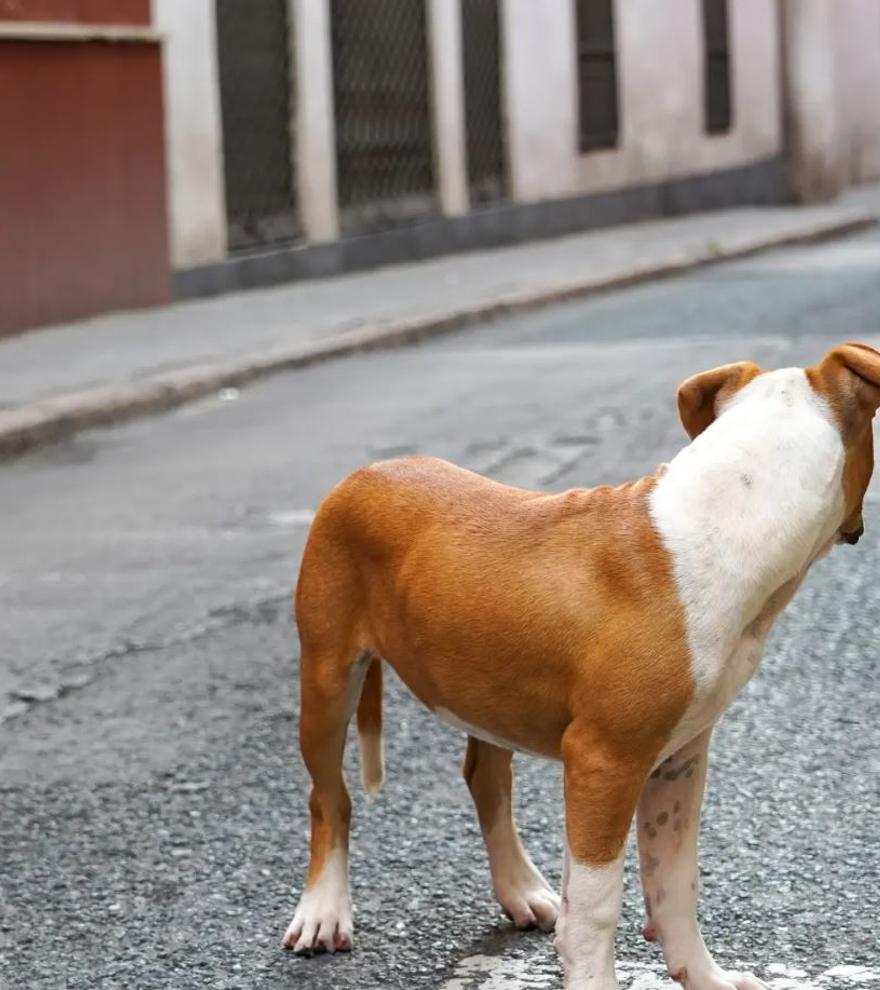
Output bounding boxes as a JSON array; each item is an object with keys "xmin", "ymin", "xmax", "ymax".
[{"xmin": 282, "ymin": 343, "xmax": 879, "ymax": 990}]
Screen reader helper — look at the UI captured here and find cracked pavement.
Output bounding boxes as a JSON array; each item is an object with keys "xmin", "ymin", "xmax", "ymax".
[{"xmin": 1, "ymin": 228, "xmax": 879, "ymax": 990}]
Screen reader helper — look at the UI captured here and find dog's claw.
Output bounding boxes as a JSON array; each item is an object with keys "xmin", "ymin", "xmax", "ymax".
[{"xmin": 284, "ymin": 912, "xmax": 353, "ymax": 956}]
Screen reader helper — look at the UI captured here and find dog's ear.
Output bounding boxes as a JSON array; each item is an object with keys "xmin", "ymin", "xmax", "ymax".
[
  {"xmin": 677, "ymin": 361, "xmax": 763, "ymax": 440},
  {"xmin": 808, "ymin": 343, "xmax": 880, "ymax": 436}
]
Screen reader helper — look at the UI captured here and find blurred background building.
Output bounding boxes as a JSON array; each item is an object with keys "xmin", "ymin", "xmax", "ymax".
[{"xmin": 2, "ymin": 0, "xmax": 880, "ymax": 336}]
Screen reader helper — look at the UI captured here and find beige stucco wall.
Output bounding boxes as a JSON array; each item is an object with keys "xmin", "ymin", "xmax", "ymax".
[
  {"xmin": 154, "ymin": 0, "xmax": 227, "ymax": 267},
  {"xmin": 427, "ymin": 0, "xmax": 469, "ymax": 216},
  {"xmin": 782, "ymin": 0, "xmax": 845, "ymax": 201},
  {"xmin": 502, "ymin": 0, "xmax": 782, "ymax": 203},
  {"xmin": 776, "ymin": 0, "xmax": 880, "ymax": 201},
  {"xmin": 292, "ymin": 0, "xmax": 339, "ymax": 241},
  {"xmin": 834, "ymin": 0, "xmax": 880, "ymax": 183}
]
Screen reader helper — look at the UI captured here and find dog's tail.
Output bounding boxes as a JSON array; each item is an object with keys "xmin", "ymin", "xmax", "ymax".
[{"xmin": 357, "ymin": 657, "xmax": 384, "ymax": 796}]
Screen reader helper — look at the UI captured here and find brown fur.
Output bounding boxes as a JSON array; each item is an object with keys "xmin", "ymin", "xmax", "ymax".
[
  {"xmin": 676, "ymin": 360, "xmax": 763, "ymax": 439},
  {"xmin": 291, "ymin": 342, "xmax": 879, "ymax": 906},
  {"xmin": 295, "ymin": 458, "xmax": 694, "ymax": 870},
  {"xmin": 806, "ymin": 342, "xmax": 880, "ymax": 539}
]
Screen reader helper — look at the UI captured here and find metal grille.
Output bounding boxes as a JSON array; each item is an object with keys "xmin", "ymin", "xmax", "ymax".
[
  {"xmin": 216, "ymin": 0, "xmax": 297, "ymax": 251},
  {"xmin": 575, "ymin": 0, "xmax": 619, "ymax": 152},
  {"xmin": 331, "ymin": 0, "xmax": 436, "ymax": 233},
  {"xmin": 462, "ymin": 0, "xmax": 505, "ymax": 205},
  {"xmin": 702, "ymin": 0, "xmax": 732, "ymax": 134}
]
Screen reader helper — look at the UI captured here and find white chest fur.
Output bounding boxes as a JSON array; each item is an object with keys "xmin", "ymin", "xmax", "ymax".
[{"xmin": 649, "ymin": 369, "xmax": 845, "ymax": 750}]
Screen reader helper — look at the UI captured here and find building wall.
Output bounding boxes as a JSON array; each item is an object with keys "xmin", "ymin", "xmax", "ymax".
[
  {"xmin": 782, "ymin": 0, "xmax": 880, "ymax": 200},
  {"xmin": 502, "ymin": 0, "xmax": 782, "ymax": 203},
  {"xmin": 0, "ymin": 0, "xmax": 149, "ymax": 24},
  {"xmin": 158, "ymin": 0, "xmax": 880, "ymax": 280},
  {"xmin": 0, "ymin": 8, "xmax": 169, "ymax": 335},
  {"xmin": 154, "ymin": 0, "xmax": 227, "ymax": 267},
  {"xmin": 782, "ymin": 0, "xmax": 845, "ymax": 201},
  {"xmin": 834, "ymin": 0, "xmax": 880, "ymax": 184}
]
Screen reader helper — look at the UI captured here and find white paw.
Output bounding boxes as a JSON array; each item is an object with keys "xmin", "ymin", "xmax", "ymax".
[
  {"xmin": 672, "ymin": 963, "xmax": 769, "ymax": 990},
  {"xmin": 282, "ymin": 851, "xmax": 353, "ymax": 955},
  {"xmin": 494, "ymin": 863, "xmax": 560, "ymax": 931},
  {"xmin": 282, "ymin": 889, "xmax": 353, "ymax": 955},
  {"xmin": 717, "ymin": 972, "xmax": 769, "ymax": 990}
]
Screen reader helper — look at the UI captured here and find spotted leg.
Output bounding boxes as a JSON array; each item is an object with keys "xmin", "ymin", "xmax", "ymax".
[{"xmin": 637, "ymin": 729, "xmax": 768, "ymax": 990}]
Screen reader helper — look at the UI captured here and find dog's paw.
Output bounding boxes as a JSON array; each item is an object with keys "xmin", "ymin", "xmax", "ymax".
[
  {"xmin": 282, "ymin": 880, "xmax": 353, "ymax": 955},
  {"xmin": 502, "ymin": 885, "xmax": 560, "ymax": 931},
  {"xmin": 495, "ymin": 869, "xmax": 560, "ymax": 932},
  {"xmin": 670, "ymin": 963, "xmax": 769, "ymax": 990},
  {"xmin": 715, "ymin": 972, "xmax": 769, "ymax": 990}
]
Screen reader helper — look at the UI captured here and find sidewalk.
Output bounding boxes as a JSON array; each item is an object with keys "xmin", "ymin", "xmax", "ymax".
[{"xmin": 2, "ymin": 183, "xmax": 879, "ymax": 457}]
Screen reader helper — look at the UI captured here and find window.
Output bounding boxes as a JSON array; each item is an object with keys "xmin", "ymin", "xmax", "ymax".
[
  {"xmin": 702, "ymin": 0, "xmax": 732, "ymax": 134},
  {"xmin": 216, "ymin": 0, "xmax": 298, "ymax": 249},
  {"xmin": 331, "ymin": 0, "xmax": 436, "ymax": 233},
  {"xmin": 575, "ymin": 0, "xmax": 619, "ymax": 152},
  {"xmin": 462, "ymin": 0, "xmax": 505, "ymax": 204}
]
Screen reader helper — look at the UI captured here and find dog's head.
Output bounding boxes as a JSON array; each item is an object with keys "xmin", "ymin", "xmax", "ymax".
[{"xmin": 676, "ymin": 342, "xmax": 880, "ymax": 547}]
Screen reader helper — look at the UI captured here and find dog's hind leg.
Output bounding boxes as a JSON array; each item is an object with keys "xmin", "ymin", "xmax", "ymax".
[
  {"xmin": 282, "ymin": 645, "xmax": 369, "ymax": 954},
  {"xmin": 463, "ymin": 737, "xmax": 560, "ymax": 931}
]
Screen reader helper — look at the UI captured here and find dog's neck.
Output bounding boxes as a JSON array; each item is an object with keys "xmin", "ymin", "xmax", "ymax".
[{"xmin": 649, "ymin": 369, "xmax": 845, "ymax": 665}]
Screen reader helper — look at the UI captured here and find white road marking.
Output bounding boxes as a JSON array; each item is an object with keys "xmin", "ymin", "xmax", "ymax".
[
  {"xmin": 437, "ymin": 955, "xmax": 880, "ymax": 990},
  {"xmin": 824, "ymin": 967, "xmax": 880, "ymax": 983},
  {"xmin": 768, "ymin": 965, "xmax": 810, "ymax": 978},
  {"xmin": 439, "ymin": 953, "xmax": 560, "ymax": 990}
]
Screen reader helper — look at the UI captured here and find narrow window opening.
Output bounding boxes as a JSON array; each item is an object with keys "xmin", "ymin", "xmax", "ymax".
[
  {"xmin": 575, "ymin": 0, "xmax": 619, "ymax": 152},
  {"xmin": 702, "ymin": 0, "xmax": 732, "ymax": 134}
]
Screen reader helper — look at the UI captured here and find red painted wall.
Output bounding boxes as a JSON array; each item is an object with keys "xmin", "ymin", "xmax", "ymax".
[
  {"xmin": 0, "ymin": 0, "xmax": 150, "ymax": 26},
  {"xmin": 0, "ymin": 37, "xmax": 170, "ymax": 335}
]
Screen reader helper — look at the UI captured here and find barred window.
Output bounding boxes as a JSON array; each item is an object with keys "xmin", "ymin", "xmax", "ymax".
[
  {"xmin": 330, "ymin": 0, "xmax": 436, "ymax": 233},
  {"xmin": 462, "ymin": 0, "xmax": 505, "ymax": 205},
  {"xmin": 702, "ymin": 0, "xmax": 732, "ymax": 134},
  {"xmin": 216, "ymin": 0, "xmax": 297, "ymax": 250},
  {"xmin": 575, "ymin": 0, "xmax": 619, "ymax": 152}
]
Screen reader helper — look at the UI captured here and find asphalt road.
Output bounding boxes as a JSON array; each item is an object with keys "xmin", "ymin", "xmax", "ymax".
[{"xmin": 2, "ymin": 228, "xmax": 879, "ymax": 990}]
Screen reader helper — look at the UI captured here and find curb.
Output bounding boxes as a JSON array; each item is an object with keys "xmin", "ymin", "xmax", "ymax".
[{"xmin": 1, "ymin": 212, "xmax": 875, "ymax": 459}]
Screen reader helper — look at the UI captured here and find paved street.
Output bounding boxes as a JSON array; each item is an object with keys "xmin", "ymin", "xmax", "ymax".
[{"xmin": 2, "ymin": 227, "xmax": 879, "ymax": 990}]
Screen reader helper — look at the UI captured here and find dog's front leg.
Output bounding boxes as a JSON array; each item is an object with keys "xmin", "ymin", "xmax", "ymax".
[
  {"xmin": 557, "ymin": 726, "xmax": 646, "ymax": 990},
  {"xmin": 637, "ymin": 729, "xmax": 767, "ymax": 990}
]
